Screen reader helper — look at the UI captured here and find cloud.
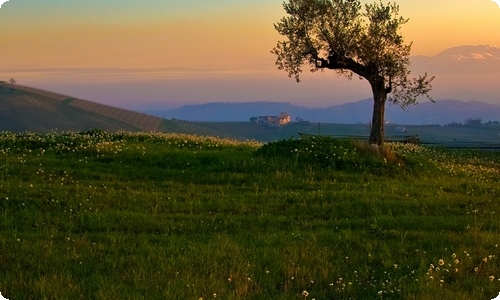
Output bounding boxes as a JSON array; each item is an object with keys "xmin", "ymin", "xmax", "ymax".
[{"xmin": 0, "ymin": 0, "xmax": 9, "ymax": 8}]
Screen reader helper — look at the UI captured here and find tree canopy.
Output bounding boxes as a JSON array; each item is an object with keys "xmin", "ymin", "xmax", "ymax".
[{"xmin": 272, "ymin": 0, "xmax": 434, "ymax": 145}]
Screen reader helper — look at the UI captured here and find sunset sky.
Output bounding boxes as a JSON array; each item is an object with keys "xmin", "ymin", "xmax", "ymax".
[{"xmin": 0, "ymin": 0, "xmax": 499, "ymax": 109}]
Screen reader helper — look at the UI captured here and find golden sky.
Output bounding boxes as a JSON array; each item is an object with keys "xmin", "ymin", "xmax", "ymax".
[
  {"xmin": 400, "ymin": 1, "xmax": 500, "ymax": 55},
  {"xmin": 0, "ymin": 0, "xmax": 282, "ymax": 70},
  {"xmin": 0, "ymin": 0, "xmax": 499, "ymax": 107},
  {"xmin": 1, "ymin": 0, "xmax": 498, "ymax": 69}
]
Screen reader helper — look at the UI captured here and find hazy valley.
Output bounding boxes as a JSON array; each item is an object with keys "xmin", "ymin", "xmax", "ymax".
[{"xmin": 147, "ymin": 98, "xmax": 500, "ymax": 125}]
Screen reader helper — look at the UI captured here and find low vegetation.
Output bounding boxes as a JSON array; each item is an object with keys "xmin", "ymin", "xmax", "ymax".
[{"xmin": 0, "ymin": 131, "xmax": 499, "ymax": 299}]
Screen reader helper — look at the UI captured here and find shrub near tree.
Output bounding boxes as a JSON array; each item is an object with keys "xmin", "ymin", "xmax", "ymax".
[{"xmin": 272, "ymin": 0, "xmax": 434, "ymax": 145}]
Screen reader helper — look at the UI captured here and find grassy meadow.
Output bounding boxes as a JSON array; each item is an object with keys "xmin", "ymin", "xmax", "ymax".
[{"xmin": 0, "ymin": 131, "xmax": 499, "ymax": 299}]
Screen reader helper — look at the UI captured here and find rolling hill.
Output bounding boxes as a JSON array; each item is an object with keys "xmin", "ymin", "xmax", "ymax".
[
  {"xmin": 0, "ymin": 83, "xmax": 244, "ymax": 139},
  {"xmin": 0, "ymin": 83, "xmax": 139, "ymax": 132}
]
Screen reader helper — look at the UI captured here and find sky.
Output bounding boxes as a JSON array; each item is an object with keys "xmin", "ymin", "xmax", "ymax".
[{"xmin": 0, "ymin": 0, "xmax": 499, "ymax": 109}]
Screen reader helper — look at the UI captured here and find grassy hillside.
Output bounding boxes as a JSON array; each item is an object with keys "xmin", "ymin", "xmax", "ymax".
[
  {"xmin": 3, "ymin": 83, "xmax": 164, "ymax": 132},
  {"xmin": 0, "ymin": 84, "xmax": 140, "ymax": 132},
  {"xmin": 0, "ymin": 131, "xmax": 499, "ymax": 299},
  {"xmin": 0, "ymin": 83, "xmax": 241, "ymax": 139}
]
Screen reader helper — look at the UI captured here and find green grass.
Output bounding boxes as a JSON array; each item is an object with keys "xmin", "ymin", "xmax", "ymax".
[{"xmin": 0, "ymin": 131, "xmax": 499, "ymax": 299}]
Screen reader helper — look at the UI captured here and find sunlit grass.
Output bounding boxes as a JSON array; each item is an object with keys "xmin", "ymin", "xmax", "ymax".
[{"xmin": 0, "ymin": 132, "xmax": 499, "ymax": 299}]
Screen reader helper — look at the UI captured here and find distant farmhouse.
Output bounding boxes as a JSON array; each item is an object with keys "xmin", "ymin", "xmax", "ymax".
[{"xmin": 250, "ymin": 112, "xmax": 291, "ymax": 127}]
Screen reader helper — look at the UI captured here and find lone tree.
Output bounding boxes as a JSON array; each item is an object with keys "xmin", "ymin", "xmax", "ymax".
[
  {"xmin": 8, "ymin": 77, "xmax": 17, "ymax": 91},
  {"xmin": 272, "ymin": 0, "xmax": 434, "ymax": 145}
]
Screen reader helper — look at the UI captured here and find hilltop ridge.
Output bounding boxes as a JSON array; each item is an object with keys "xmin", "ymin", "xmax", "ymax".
[
  {"xmin": 0, "ymin": 83, "xmax": 140, "ymax": 132},
  {"xmin": 0, "ymin": 83, "xmax": 244, "ymax": 139}
]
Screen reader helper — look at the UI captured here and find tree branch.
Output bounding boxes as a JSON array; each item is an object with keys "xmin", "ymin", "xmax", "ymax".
[{"xmin": 315, "ymin": 54, "xmax": 375, "ymax": 82}]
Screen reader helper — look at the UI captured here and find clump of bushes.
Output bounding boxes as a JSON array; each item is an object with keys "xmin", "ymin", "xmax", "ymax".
[{"xmin": 255, "ymin": 136, "xmax": 409, "ymax": 175}]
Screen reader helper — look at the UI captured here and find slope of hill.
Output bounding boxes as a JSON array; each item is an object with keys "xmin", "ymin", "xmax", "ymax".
[
  {"xmin": 0, "ymin": 83, "xmax": 244, "ymax": 139},
  {"xmin": 0, "ymin": 84, "xmax": 139, "ymax": 132}
]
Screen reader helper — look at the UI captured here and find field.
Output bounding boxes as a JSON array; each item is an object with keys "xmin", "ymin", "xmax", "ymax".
[
  {"xmin": 0, "ymin": 131, "xmax": 499, "ymax": 299},
  {"xmin": 197, "ymin": 121, "xmax": 500, "ymax": 145}
]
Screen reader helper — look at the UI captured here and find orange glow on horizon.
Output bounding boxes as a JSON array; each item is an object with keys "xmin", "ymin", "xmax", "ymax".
[{"xmin": 1, "ymin": 0, "xmax": 499, "ymax": 69}]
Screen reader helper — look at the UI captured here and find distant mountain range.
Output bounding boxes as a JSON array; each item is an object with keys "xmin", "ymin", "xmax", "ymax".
[
  {"xmin": 408, "ymin": 45, "xmax": 500, "ymax": 103},
  {"xmin": 412, "ymin": 45, "xmax": 500, "ymax": 70},
  {"xmin": 146, "ymin": 99, "xmax": 500, "ymax": 125}
]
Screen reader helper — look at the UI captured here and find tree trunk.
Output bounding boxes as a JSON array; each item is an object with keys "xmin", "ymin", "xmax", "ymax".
[{"xmin": 369, "ymin": 81, "xmax": 388, "ymax": 145}]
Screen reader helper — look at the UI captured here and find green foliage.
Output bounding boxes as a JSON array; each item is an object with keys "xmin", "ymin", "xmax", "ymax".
[
  {"xmin": 272, "ymin": 0, "xmax": 433, "ymax": 105},
  {"xmin": 0, "ymin": 131, "xmax": 499, "ymax": 299}
]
